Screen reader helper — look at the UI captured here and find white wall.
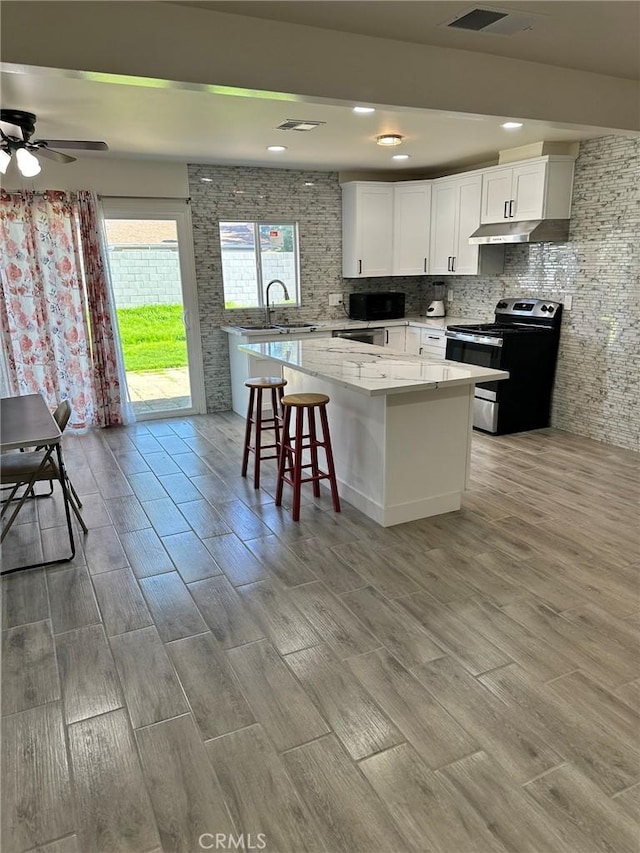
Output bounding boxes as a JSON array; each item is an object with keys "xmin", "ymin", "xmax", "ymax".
[{"xmin": 2, "ymin": 157, "xmax": 188, "ymax": 197}]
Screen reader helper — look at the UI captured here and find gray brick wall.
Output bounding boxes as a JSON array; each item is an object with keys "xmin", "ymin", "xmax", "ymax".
[
  {"xmin": 189, "ymin": 142, "xmax": 638, "ymax": 451},
  {"xmin": 189, "ymin": 164, "xmax": 433, "ymax": 413},
  {"xmin": 440, "ymin": 135, "xmax": 640, "ymax": 451},
  {"xmin": 108, "ymin": 245, "xmax": 182, "ymax": 307}
]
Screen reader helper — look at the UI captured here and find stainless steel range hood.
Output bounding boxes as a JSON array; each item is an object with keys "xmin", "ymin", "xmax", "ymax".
[{"xmin": 469, "ymin": 219, "xmax": 570, "ymax": 244}]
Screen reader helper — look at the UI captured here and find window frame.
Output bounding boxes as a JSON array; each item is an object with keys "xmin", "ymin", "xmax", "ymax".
[{"xmin": 219, "ymin": 220, "xmax": 301, "ymax": 311}]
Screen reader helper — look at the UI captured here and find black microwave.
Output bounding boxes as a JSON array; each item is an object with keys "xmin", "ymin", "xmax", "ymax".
[{"xmin": 348, "ymin": 291, "xmax": 405, "ymax": 321}]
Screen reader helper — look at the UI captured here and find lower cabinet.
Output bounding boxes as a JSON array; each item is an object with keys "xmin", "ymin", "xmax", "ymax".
[
  {"xmin": 418, "ymin": 329, "xmax": 447, "ymax": 358},
  {"xmin": 384, "ymin": 326, "xmax": 406, "ymax": 350},
  {"xmin": 405, "ymin": 327, "xmax": 422, "ymax": 355}
]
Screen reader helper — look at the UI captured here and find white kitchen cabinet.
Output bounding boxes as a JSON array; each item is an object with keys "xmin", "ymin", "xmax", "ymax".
[
  {"xmin": 429, "ymin": 173, "xmax": 504, "ymax": 276},
  {"xmin": 342, "ymin": 182, "xmax": 394, "ymax": 277},
  {"xmin": 392, "ymin": 181, "xmax": 431, "ymax": 275},
  {"xmin": 480, "ymin": 156, "xmax": 575, "ymax": 224},
  {"xmin": 419, "ymin": 328, "xmax": 447, "ymax": 358},
  {"xmin": 405, "ymin": 326, "xmax": 422, "ymax": 355},
  {"xmin": 384, "ymin": 325, "xmax": 406, "ymax": 350}
]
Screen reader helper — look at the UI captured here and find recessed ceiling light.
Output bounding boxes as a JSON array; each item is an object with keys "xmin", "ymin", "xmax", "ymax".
[
  {"xmin": 267, "ymin": 145, "xmax": 287, "ymax": 152},
  {"xmin": 377, "ymin": 134, "xmax": 403, "ymax": 147},
  {"xmin": 353, "ymin": 106, "xmax": 375, "ymax": 114},
  {"xmin": 392, "ymin": 154, "xmax": 410, "ymax": 160},
  {"xmin": 200, "ymin": 177, "xmax": 213, "ymax": 183},
  {"xmin": 501, "ymin": 121, "xmax": 523, "ymax": 129}
]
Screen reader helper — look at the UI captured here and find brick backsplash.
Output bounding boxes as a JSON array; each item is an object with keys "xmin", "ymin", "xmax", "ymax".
[
  {"xmin": 440, "ymin": 136, "xmax": 639, "ymax": 451},
  {"xmin": 189, "ymin": 137, "xmax": 638, "ymax": 450}
]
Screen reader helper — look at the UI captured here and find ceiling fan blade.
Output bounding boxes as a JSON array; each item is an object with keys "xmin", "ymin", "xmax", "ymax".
[
  {"xmin": 37, "ymin": 146, "xmax": 76, "ymax": 164},
  {"xmin": 37, "ymin": 139, "xmax": 108, "ymax": 151}
]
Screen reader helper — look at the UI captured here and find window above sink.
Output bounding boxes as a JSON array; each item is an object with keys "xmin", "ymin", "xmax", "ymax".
[{"xmin": 219, "ymin": 221, "xmax": 301, "ymax": 311}]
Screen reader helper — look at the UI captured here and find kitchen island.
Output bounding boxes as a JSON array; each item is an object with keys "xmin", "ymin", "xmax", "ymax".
[{"xmin": 239, "ymin": 338, "xmax": 508, "ymax": 526}]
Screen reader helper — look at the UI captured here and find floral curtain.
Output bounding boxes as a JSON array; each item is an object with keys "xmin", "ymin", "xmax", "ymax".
[
  {"xmin": 0, "ymin": 190, "xmax": 125, "ymax": 427},
  {"xmin": 75, "ymin": 191, "xmax": 127, "ymax": 426}
]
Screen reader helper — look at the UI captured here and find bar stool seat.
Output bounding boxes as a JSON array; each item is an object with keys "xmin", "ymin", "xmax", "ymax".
[
  {"xmin": 241, "ymin": 376, "xmax": 287, "ymax": 489},
  {"xmin": 276, "ymin": 392, "xmax": 340, "ymax": 521}
]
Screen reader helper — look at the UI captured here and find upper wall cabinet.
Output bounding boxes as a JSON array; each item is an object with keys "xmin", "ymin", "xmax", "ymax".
[
  {"xmin": 429, "ymin": 172, "xmax": 504, "ymax": 276},
  {"xmin": 480, "ymin": 156, "xmax": 575, "ymax": 224},
  {"xmin": 342, "ymin": 182, "xmax": 394, "ymax": 277},
  {"xmin": 392, "ymin": 181, "xmax": 432, "ymax": 276}
]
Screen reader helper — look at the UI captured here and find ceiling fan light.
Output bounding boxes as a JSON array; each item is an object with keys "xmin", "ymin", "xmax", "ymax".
[
  {"xmin": 376, "ymin": 134, "xmax": 403, "ymax": 147},
  {"xmin": 15, "ymin": 147, "xmax": 41, "ymax": 177},
  {"xmin": 0, "ymin": 149, "xmax": 11, "ymax": 175}
]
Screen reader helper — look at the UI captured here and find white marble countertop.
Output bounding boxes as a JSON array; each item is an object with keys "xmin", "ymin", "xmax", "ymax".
[
  {"xmin": 222, "ymin": 315, "xmax": 485, "ymax": 336},
  {"xmin": 239, "ymin": 338, "xmax": 508, "ymax": 397}
]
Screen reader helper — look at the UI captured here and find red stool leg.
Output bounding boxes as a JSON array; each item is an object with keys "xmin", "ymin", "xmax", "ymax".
[
  {"xmin": 241, "ymin": 387, "xmax": 255, "ymax": 478},
  {"xmin": 253, "ymin": 387, "xmax": 263, "ymax": 489},
  {"xmin": 307, "ymin": 407, "xmax": 321, "ymax": 498},
  {"xmin": 271, "ymin": 387, "xmax": 281, "ymax": 455},
  {"xmin": 319, "ymin": 404, "xmax": 341, "ymax": 513},
  {"xmin": 292, "ymin": 407, "xmax": 305, "ymax": 522},
  {"xmin": 275, "ymin": 405, "xmax": 291, "ymax": 507}
]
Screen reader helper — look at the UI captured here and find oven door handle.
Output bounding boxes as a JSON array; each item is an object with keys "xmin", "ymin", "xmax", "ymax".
[{"xmin": 445, "ymin": 331, "xmax": 504, "ymax": 347}]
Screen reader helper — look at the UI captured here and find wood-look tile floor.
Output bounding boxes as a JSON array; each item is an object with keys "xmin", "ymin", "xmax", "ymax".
[{"xmin": 2, "ymin": 415, "xmax": 639, "ymax": 853}]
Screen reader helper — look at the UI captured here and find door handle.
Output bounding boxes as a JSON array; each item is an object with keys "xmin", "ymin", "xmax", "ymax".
[
  {"xmin": 509, "ymin": 199, "xmax": 515, "ymax": 218},
  {"xmin": 182, "ymin": 310, "xmax": 190, "ymax": 330},
  {"xmin": 504, "ymin": 200, "xmax": 509, "ymax": 219}
]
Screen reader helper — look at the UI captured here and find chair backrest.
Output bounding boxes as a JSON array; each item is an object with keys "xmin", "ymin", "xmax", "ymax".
[{"xmin": 53, "ymin": 400, "xmax": 72, "ymax": 433}]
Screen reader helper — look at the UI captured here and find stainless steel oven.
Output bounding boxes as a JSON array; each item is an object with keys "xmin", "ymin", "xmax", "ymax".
[
  {"xmin": 332, "ymin": 328, "xmax": 386, "ymax": 347},
  {"xmin": 445, "ymin": 298, "xmax": 563, "ymax": 435}
]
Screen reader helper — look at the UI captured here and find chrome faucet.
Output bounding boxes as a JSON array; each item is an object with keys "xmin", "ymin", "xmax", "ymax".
[{"xmin": 265, "ymin": 279, "xmax": 290, "ymax": 327}]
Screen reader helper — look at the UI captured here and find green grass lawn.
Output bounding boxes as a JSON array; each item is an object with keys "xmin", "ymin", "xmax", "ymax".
[{"xmin": 116, "ymin": 304, "xmax": 187, "ymax": 372}]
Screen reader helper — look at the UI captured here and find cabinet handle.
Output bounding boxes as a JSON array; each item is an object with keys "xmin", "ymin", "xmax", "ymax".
[
  {"xmin": 419, "ymin": 346, "xmax": 424, "ymax": 355},
  {"xmin": 358, "ymin": 259, "xmax": 362, "ymax": 274},
  {"xmin": 385, "ymin": 329, "xmax": 389, "ymax": 344},
  {"xmin": 424, "ymin": 257, "xmax": 427, "ymax": 273},
  {"xmin": 451, "ymin": 256, "xmax": 456, "ymax": 272},
  {"xmin": 427, "ymin": 335, "xmax": 439, "ymax": 340},
  {"xmin": 447, "ymin": 256, "xmax": 452, "ymax": 272},
  {"xmin": 509, "ymin": 199, "xmax": 515, "ymax": 218},
  {"xmin": 504, "ymin": 200, "xmax": 509, "ymax": 219}
]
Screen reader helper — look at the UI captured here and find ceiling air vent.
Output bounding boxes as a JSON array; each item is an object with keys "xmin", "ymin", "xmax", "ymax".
[
  {"xmin": 442, "ymin": 6, "xmax": 540, "ymax": 36},
  {"xmin": 276, "ymin": 120, "xmax": 326, "ymax": 132}
]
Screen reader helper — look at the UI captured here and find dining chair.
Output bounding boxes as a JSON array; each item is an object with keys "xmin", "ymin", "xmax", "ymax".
[{"xmin": 1, "ymin": 448, "xmax": 88, "ymax": 540}]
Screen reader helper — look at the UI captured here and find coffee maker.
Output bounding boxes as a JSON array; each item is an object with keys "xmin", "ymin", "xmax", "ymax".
[{"xmin": 426, "ymin": 282, "xmax": 446, "ymax": 318}]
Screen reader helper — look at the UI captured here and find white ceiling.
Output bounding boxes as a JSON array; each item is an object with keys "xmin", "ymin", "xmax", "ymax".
[{"xmin": 1, "ymin": 0, "xmax": 638, "ymax": 175}]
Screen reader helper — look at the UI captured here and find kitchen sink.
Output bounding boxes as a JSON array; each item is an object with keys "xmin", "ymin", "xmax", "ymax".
[
  {"xmin": 274, "ymin": 322, "xmax": 317, "ymax": 331},
  {"xmin": 236, "ymin": 324, "xmax": 280, "ymax": 332}
]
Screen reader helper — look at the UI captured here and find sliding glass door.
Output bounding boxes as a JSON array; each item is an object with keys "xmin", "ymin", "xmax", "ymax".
[{"xmin": 102, "ymin": 200, "xmax": 205, "ymax": 418}]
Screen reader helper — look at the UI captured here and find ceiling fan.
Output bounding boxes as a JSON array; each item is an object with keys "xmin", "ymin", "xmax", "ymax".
[{"xmin": 0, "ymin": 109, "xmax": 109, "ymax": 177}]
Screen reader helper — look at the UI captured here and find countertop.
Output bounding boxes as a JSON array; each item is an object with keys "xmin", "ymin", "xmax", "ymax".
[
  {"xmin": 222, "ymin": 315, "xmax": 485, "ymax": 336},
  {"xmin": 239, "ymin": 338, "xmax": 508, "ymax": 397}
]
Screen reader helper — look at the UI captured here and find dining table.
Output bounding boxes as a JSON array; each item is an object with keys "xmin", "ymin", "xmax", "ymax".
[{"xmin": 0, "ymin": 393, "xmax": 78, "ymax": 574}]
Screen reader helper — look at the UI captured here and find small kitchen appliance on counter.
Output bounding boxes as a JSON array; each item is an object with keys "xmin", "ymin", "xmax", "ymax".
[
  {"xmin": 426, "ymin": 283, "xmax": 446, "ymax": 318},
  {"xmin": 445, "ymin": 297, "xmax": 563, "ymax": 435},
  {"xmin": 348, "ymin": 291, "xmax": 405, "ymax": 321}
]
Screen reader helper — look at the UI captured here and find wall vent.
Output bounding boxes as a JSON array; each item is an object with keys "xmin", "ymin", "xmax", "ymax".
[
  {"xmin": 277, "ymin": 120, "xmax": 326, "ymax": 132},
  {"xmin": 442, "ymin": 6, "xmax": 540, "ymax": 36}
]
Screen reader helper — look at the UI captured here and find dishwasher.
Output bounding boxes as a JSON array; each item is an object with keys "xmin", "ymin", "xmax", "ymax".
[{"xmin": 332, "ymin": 328, "xmax": 385, "ymax": 346}]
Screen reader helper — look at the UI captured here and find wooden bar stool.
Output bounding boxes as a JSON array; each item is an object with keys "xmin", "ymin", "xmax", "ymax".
[
  {"xmin": 241, "ymin": 377, "xmax": 287, "ymax": 489},
  {"xmin": 275, "ymin": 393, "xmax": 340, "ymax": 522}
]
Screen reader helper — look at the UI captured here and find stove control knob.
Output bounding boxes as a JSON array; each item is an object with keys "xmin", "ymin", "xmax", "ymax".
[
  {"xmin": 547, "ymin": 305, "xmax": 555, "ymax": 313},
  {"xmin": 497, "ymin": 301, "xmax": 507, "ymax": 309},
  {"xmin": 540, "ymin": 305, "xmax": 548, "ymax": 312}
]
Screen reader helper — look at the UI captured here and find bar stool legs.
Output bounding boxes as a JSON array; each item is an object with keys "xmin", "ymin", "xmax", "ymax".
[
  {"xmin": 276, "ymin": 393, "xmax": 341, "ymax": 521},
  {"xmin": 241, "ymin": 377, "xmax": 287, "ymax": 489}
]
